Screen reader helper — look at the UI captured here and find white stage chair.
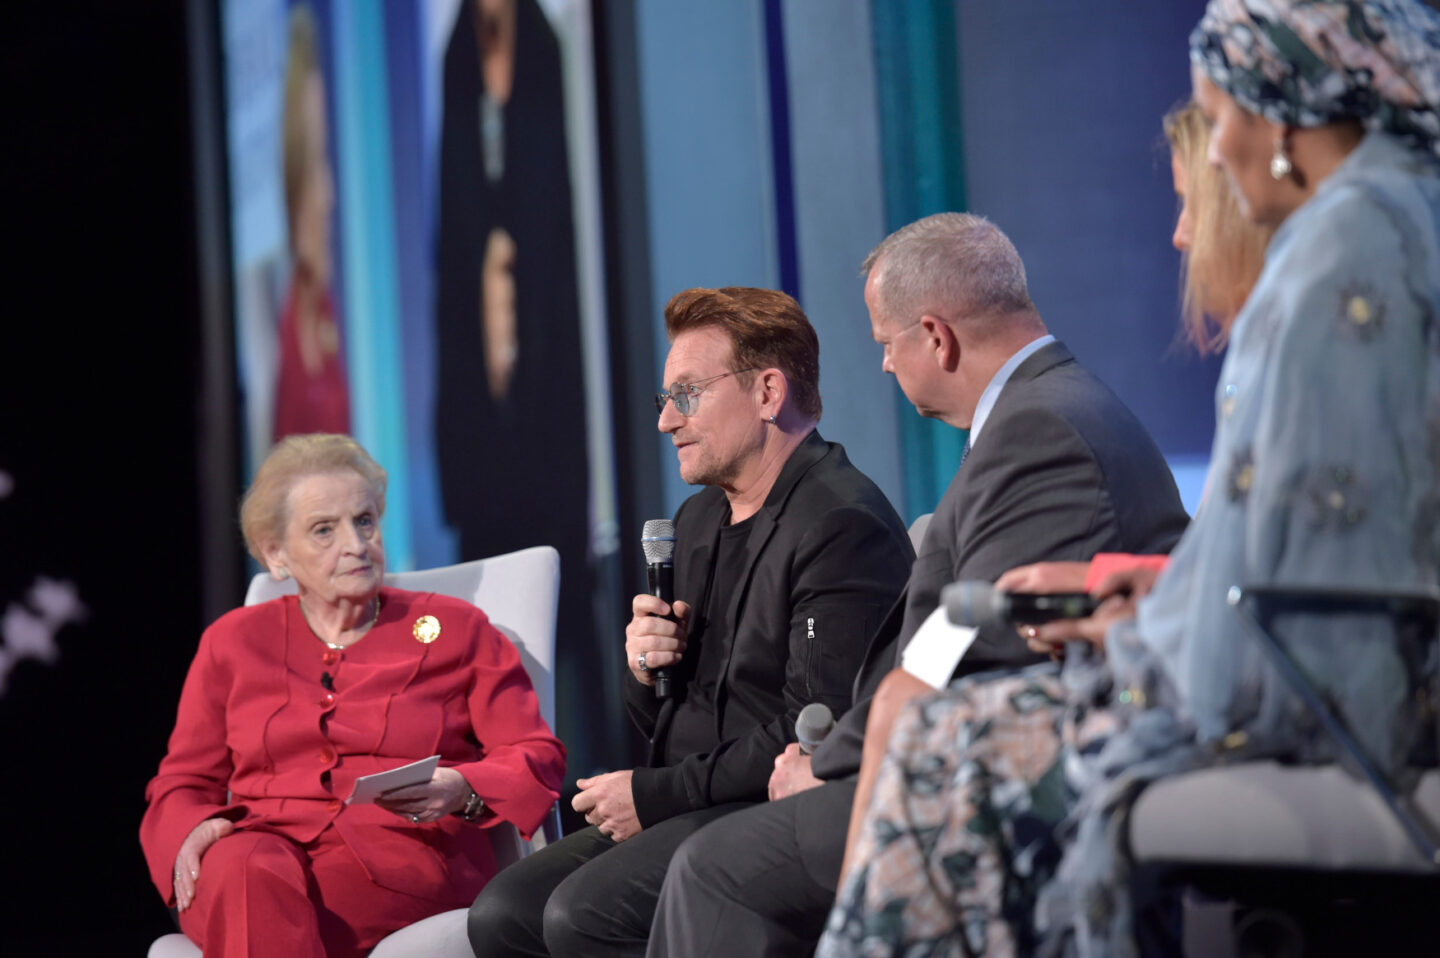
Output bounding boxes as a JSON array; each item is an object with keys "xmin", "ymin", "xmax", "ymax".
[
  {"xmin": 1127, "ymin": 585, "xmax": 1440, "ymax": 954},
  {"xmin": 149, "ymin": 546, "xmax": 562, "ymax": 958}
]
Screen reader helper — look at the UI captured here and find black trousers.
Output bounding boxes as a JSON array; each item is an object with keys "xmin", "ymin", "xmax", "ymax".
[
  {"xmin": 646, "ymin": 779, "xmax": 856, "ymax": 957},
  {"xmin": 468, "ymin": 802, "xmax": 752, "ymax": 958}
]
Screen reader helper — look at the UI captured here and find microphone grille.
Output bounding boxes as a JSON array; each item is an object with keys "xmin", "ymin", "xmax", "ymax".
[
  {"xmin": 642, "ymin": 519, "xmax": 677, "ymax": 563},
  {"xmin": 795, "ymin": 702, "xmax": 835, "ymax": 748},
  {"xmin": 943, "ymin": 580, "xmax": 1004, "ymax": 627}
]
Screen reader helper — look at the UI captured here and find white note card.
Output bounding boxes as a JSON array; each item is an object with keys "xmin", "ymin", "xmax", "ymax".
[
  {"xmin": 345, "ymin": 755, "xmax": 440, "ymax": 805},
  {"xmin": 899, "ymin": 606, "xmax": 978, "ymax": 690}
]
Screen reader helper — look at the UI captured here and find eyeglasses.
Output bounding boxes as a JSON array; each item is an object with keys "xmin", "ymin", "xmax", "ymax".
[
  {"xmin": 880, "ymin": 320, "xmax": 926, "ymax": 351},
  {"xmin": 654, "ymin": 368, "xmax": 757, "ymax": 416}
]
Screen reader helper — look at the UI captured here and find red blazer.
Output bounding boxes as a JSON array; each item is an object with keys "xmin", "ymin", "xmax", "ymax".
[{"xmin": 140, "ymin": 587, "xmax": 565, "ymax": 903}]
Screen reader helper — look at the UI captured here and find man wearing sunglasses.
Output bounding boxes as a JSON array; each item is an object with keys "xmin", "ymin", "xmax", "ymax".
[{"xmin": 469, "ymin": 286, "xmax": 914, "ymax": 957}]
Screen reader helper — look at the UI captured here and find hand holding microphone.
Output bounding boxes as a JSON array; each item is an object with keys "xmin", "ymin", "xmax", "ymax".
[
  {"xmin": 945, "ymin": 562, "xmax": 1164, "ymax": 655},
  {"xmin": 625, "ymin": 594, "xmax": 690, "ymax": 690},
  {"xmin": 943, "ymin": 578, "xmax": 1104, "ymax": 656},
  {"xmin": 769, "ymin": 703, "xmax": 833, "ymax": 801},
  {"xmin": 943, "ymin": 580, "xmax": 1102, "ymax": 628},
  {"xmin": 627, "ymin": 519, "xmax": 686, "ymax": 699},
  {"xmin": 795, "ymin": 703, "xmax": 835, "ymax": 754}
]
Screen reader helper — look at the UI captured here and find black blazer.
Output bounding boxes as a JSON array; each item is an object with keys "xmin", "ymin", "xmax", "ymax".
[
  {"xmin": 627, "ymin": 430, "xmax": 913, "ymax": 825},
  {"xmin": 811, "ymin": 342, "xmax": 1191, "ymax": 779}
]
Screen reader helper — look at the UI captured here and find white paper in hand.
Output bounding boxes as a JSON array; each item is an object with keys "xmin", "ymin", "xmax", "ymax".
[
  {"xmin": 899, "ymin": 605, "xmax": 978, "ymax": 690},
  {"xmin": 346, "ymin": 755, "xmax": 441, "ymax": 805}
]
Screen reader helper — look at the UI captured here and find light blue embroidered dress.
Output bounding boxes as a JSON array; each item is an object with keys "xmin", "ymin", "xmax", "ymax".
[
  {"xmin": 1043, "ymin": 130, "xmax": 1440, "ymax": 953},
  {"xmin": 1108, "ymin": 131, "xmax": 1440, "ymax": 770}
]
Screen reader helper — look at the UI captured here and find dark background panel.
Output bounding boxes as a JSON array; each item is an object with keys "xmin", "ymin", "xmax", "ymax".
[
  {"xmin": 1, "ymin": 2, "xmax": 212, "ymax": 949},
  {"xmin": 958, "ymin": 0, "xmax": 1220, "ymax": 456}
]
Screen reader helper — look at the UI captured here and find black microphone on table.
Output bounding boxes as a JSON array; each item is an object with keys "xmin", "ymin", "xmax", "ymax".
[
  {"xmin": 795, "ymin": 703, "xmax": 835, "ymax": 755},
  {"xmin": 943, "ymin": 580, "xmax": 1100, "ymax": 629},
  {"xmin": 642, "ymin": 519, "xmax": 678, "ymax": 701}
]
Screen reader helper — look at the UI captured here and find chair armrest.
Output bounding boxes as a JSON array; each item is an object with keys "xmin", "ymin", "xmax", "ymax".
[
  {"xmin": 1228, "ymin": 584, "xmax": 1440, "ymax": 865},
  {"xmin": 530, "ymin": 801, "xmax": 562, "ymax": 852},
  {"xmin": 1229, "ymin": 583, "xmax": 1440, "ymax": 623}
]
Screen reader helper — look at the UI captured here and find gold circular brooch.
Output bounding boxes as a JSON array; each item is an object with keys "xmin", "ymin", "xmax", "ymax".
[{"xmin": 413, "ymin": 615, "xmax": 441, "ymax": 644}]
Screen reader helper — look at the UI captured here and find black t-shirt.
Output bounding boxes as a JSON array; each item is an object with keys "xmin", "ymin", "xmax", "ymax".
[{"xmin": 662, "ymin": 511, "xmax": 756, "ymax": 765}]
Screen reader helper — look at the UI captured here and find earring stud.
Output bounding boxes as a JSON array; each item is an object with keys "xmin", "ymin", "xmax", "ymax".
[{"xmin": 1269, "ymin": 136, "xmax": 1293, "ymax": 180}]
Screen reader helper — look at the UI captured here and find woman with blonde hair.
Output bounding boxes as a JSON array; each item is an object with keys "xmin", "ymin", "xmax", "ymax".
[{"xmin": 1166, "ymin": 99, "xmax": 1272, "ymax": 353}]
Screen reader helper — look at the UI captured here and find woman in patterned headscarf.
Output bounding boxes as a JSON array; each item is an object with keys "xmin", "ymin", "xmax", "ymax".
[
  {"xmin": 1033, "ymin": 4, "xmax": 1440, "ymax": 948},
  {"xmin": 1121, "ymin": 0, "xmax": 1440, "ymax": 795},
  {"xmin": 818, "ymin": 2, "xmax": 1440, "ymax": 955}
]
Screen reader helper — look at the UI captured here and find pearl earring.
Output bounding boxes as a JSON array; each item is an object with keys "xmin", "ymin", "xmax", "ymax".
[
  {"xmin": 1269, "ymin": 135, "xmax": 1293, "ymax": 181},
  {"xmin": 272, "ymin": 565, "xmax": 290, "ymax": 581}
]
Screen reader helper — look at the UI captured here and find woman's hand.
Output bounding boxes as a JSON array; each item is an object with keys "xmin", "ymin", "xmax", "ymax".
[
  {"xmin": 1020, "ymin": 564, "xmax": 1165, "ymax": 656},
  {"xmin": 1092, "ymin": 564, "xmax": 1163, "ymax": 607},
  {"xmin": 993, "ymin": 560, "xmax": 1093, "ymax": 595},
  {"xmin": 1021, "ymin": 595, "xmax": 1130, "ymax": 656},
  {"xmin": 173, "ymin": 817, "xmax": 235, "ymax": 912},
  {"xmin": 375, "ymin": 766, "xmax": 472, "ymax": 824}
]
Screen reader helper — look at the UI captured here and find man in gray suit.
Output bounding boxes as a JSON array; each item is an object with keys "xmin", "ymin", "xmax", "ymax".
[{"xmin": 645, "ymin": 213, "xmax": 1191, "ymax": 956}]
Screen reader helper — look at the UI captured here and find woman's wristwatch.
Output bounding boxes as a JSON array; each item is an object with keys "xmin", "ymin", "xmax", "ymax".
[{"xmin": 456, "ymin": 788, "xmax": 486, "ymax": 822}]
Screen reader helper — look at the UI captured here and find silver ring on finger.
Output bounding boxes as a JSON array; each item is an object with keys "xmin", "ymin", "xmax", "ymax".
[
  {"xmin": 410, "ymin": 814, "xmax": 420, "ymax": 824},
  {"xmin": 637, "ymin": 651, "xmax": 649, "ymax": 672}
]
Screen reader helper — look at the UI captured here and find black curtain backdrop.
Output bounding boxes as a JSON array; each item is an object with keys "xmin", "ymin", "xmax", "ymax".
[{"xmin": 1, "ymin": 1, "xmax": 209, "ymax": 949}]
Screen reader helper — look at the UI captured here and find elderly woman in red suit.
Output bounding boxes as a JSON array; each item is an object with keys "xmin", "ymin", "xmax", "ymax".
[{"xmin": 140, "ymin": 433, "xmax": 565, "ymax": 957}]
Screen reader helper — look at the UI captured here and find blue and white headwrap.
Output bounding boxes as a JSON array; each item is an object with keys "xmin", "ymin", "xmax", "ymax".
[{"xmin": 1191, "ymin": 0, "xmax": 1440, "ymax": 157}]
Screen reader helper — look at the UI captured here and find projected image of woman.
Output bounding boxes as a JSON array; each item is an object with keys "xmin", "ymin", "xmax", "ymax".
[{"xmin": 274, "ymin": 5, "xmax": 351, "ymax": 440}]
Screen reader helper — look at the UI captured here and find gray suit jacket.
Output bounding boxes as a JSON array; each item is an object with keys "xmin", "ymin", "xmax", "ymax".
[{"xmin": 811, "ymin": 341, "xmax": 1190, "ymax": 779}]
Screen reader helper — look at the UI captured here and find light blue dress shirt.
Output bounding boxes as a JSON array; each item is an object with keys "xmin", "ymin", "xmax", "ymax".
[{"xmin": 967, "ymin": 334, "xmax": 1055, "ymax": 448}]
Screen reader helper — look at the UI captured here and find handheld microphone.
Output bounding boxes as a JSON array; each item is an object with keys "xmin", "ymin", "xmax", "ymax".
[
  {"xmin": 795, "ymin": 703, "xmax": 835, "ymax": 755},
  {"xmin": 943, "ymin": 580, "xmax": 1100, "ymax": 628},
  {"xmin": 641, "ymin": 519, "xmax": 678, "ymax": 700}
]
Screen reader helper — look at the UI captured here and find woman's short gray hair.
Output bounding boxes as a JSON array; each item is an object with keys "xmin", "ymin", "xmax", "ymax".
[
  {"xmin": 861, "ymin": 212, "xmax": 1034, "ymax": 326},
  {"xmin": 239, "ymin": 433, "xmax": 388, "ymax": 563}
]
